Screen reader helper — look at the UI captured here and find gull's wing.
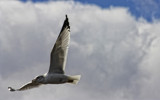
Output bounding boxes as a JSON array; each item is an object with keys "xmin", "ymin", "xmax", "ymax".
[
  {"xmin": 8, "ymin": 82, "xmax": 41, "ymax": 92},
  {"xmin": 48, "ymin": 15, "xmax": 70, "ymax": 74}
]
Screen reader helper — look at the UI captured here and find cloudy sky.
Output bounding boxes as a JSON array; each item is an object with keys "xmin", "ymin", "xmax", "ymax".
[{"xmin": 0, "ymin": 0, "xmax": 160, "ymax": 100}]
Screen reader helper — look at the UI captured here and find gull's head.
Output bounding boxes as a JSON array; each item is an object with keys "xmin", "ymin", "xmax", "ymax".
[{"xmin": 32, "ymin": 75, "xmax": 45, "ymax": 83}]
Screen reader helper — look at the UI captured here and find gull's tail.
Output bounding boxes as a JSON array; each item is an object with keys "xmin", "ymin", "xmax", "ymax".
[{"xmin": 67, "ymin": 75, "xmax": 81, "ymax": 84}]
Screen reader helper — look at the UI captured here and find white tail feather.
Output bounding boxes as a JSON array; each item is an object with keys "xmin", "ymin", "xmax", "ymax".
[{"xmin": 68, "ymin": 75, "xmax": 81, "ymax": 84}]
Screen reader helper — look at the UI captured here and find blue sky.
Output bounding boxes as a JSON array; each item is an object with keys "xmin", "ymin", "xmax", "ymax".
[{"xmin": 20, "ymin": 0, "xmax": 160, "ymax": 22}]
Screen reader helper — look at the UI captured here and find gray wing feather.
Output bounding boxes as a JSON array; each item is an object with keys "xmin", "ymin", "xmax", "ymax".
[
  {"xmin": 48, "ymin": 15, "xmax": 70, "ymax": 74},
  {"xmin": 8, "ymin": 82, "xmax": 41, "ymax": 91}
]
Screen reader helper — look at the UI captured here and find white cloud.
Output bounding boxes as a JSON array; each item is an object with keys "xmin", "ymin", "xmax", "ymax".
[{"xmin": 0, "ymin": 1, "xmax": 160, "ymax": 100}]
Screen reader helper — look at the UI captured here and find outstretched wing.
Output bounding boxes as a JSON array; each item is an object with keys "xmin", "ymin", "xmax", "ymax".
[
  {"xmin": 8, "ymin": 82, "xmax": 41, "ymax": 92},
  {"xmin": 48, "ymin": 15, "xmax": 70, "ymax": 74}
]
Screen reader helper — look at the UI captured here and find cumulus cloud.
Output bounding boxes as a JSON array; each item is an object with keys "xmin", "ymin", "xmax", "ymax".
[{"xmin": 0, "ymin": 1, "xmax": 160, "ymax": 100}]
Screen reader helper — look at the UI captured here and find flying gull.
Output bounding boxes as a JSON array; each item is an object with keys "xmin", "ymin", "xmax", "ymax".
[{"xmin": 8, "ymin": 15, "xmax": 81, "ymax": 92}]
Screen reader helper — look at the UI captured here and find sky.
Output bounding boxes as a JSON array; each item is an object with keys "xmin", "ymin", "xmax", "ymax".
[
  {"xmin": 0, "ymin": 0, "xmax": 160, "ymax": 100},
  {"xmin": 20, "ymin": 0, "xmax": 160, "ymax": 22}
]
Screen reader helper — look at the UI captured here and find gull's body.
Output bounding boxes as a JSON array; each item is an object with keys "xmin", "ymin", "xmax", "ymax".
[{"xmin": 8, "ymin": 15, "xmax": 81, "ymax": 92}]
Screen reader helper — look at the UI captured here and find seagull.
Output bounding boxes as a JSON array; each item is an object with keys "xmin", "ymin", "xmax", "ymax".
[{"xmin": 8, "ymin": 15, "xmax": 81, "ymax": 92}]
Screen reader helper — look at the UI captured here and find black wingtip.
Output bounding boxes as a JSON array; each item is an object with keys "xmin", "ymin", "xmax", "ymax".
[
  {"xmin": 65, "ymin": 15, "xmax": 70, "ymax": 28},
  {"xmin": 8, "ymin": 87, "xmax": 16, "ymax": 92},
  {"xmin": 66, "ymin": 15, "xmax": 68, "ymax": 19},
  {"xmin": 60, "ymin": 14, "xmax": 70, "ymax": 33},
  {"xmin": 65, "ymin": 14, "xmax": 69, "ymax": 24}
]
